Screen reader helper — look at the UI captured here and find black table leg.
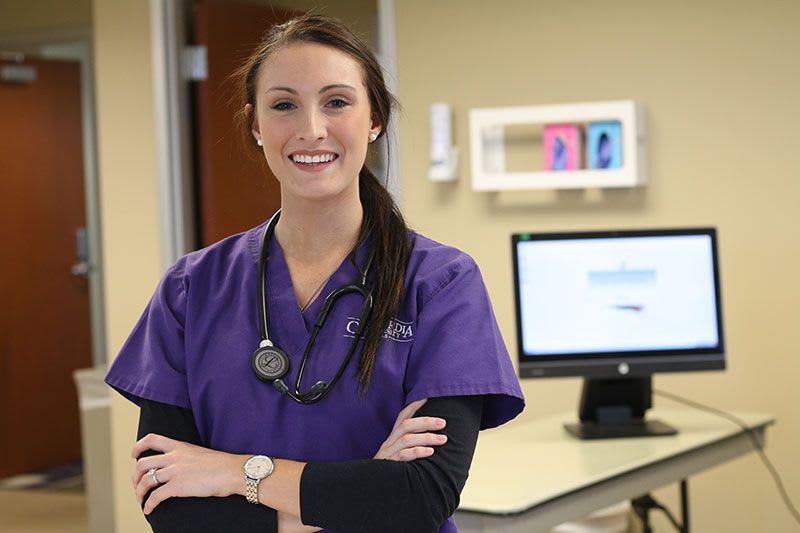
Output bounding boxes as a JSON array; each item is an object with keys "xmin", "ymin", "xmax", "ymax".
[{"xmin": 680, "ymin": 479, "xmax": 690, "ymax": 533}]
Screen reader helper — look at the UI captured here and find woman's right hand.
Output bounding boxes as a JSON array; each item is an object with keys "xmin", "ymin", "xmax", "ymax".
[{"xmin": 373, "ymin": 399, "xmax": 447, "ymax": 461}]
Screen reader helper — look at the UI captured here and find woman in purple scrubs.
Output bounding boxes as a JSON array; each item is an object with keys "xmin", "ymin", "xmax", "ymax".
[{"xmin": 106, "ymin": 15, "xmax": 524, "ymax": 533}]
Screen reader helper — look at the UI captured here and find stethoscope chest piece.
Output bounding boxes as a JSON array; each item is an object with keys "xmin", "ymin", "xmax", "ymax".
[{"xmin": 252, "ymin": 343, "xmax": 290, "ymax": 383}]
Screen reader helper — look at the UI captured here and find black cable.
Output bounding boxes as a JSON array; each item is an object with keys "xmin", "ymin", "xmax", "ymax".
[
  {"xmin": 631, "ymin": 496, "xmax": 654, "ymax": 533},
  {"xmin": 654, "ymin": 388, "xmax": 800, "ymax": 527},
  {"xmin": 633, "ymin": 494, "xmax": 683, "ymax": 532},
  {"xmin": 653, "ymin": 500, "xmax": 682, "ymax": 530}
]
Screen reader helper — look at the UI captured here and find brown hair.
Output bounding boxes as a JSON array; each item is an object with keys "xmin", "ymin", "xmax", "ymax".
[{"xmin": 233, "ymin": 15, "xmax": 410, "ymax": 392}]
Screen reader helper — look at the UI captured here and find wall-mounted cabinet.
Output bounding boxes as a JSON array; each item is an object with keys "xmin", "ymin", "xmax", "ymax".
[{"xmin": 469, "ymin": 100, "xmax": 646, "ymax": 191}]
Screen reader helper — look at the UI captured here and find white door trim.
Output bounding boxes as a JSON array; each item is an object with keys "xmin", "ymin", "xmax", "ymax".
[
  {"xmin": 377, "ymin": 0, "xmax": 402, "ymax": 206},
  {"xmin": 150, "ymin": 0, "xmax": 196, "ymax": 267}
]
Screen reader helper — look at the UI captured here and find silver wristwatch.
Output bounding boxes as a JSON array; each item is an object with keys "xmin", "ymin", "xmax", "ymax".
[{"xmin": 243, "ymin": 455, "xmax": 274, "ymax": 504}]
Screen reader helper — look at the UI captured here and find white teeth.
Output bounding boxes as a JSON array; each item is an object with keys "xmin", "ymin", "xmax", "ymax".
[{"xmin": 292, "ymin": 153, "xmax": 336, "ymax": 164}]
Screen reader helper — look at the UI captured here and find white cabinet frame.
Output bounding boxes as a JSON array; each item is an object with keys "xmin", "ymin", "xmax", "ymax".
[{"xmin": 469, "ymin": 100, "xmax": 646, "ymax": 191}]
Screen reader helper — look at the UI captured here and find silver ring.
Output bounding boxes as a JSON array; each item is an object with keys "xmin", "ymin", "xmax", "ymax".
[{"xmin": 148, "ymin": 468, "xmax": 160, "ymax": 485}]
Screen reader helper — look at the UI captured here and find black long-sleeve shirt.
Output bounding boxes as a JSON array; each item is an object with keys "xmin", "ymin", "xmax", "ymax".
[{"xmin": 137, "ymin": 395, "xmax": 483, "ymax": 532}]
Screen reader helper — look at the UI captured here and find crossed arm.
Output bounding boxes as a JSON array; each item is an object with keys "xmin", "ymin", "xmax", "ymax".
[{"xmin": 134, "ymin": 395, "xmax": 483, "ymax": 532}]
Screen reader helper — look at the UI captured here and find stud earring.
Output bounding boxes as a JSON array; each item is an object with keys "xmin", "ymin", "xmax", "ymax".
[
  {"xmin": 369, "ymin": 132, "xmax": 377, "ymax": 143},
  {"xmin": 256, "ymin": 139, "xmax": 263, "ymax": 147}
]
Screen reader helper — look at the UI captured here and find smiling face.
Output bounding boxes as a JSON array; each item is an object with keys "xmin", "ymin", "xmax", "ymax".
[{"xmin": 249, "ymin": 42, "xmax": 381, "ymax": 204}]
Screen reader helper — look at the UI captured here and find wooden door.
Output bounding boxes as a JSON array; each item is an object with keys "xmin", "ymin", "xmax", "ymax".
[
  {"xmin": 192, "ymin": 0, "xmax": 297, "ymax": 247},
  {"xmin": 0, "ymin": 58, "xmax": 92, "ymax": 477}
]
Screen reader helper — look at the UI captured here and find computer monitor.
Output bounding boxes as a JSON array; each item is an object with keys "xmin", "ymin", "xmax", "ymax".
[{"xmin": 511, "ymin": 228, "xmax": 725, "ymax": 439}]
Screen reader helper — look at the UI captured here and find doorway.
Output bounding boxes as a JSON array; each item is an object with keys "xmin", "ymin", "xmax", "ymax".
[{"xmin": 0, "ymin": 13, "xmax": 100, "ymax": 533}]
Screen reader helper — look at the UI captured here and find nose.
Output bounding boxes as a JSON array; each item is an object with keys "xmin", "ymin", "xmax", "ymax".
[{"xmin": 297, "ymin": 107, "xmax": 327, "ymax": 142}]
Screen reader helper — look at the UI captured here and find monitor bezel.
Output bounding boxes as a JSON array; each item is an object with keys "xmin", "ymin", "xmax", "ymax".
[{"xmin": 511, "ymin": 227, "xmax": 725, "ymax": 378}]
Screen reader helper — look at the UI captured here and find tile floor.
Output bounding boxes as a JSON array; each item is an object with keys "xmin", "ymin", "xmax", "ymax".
[
  {"xmin": 0, "ymin": 489, "xmax": 89, "ymax": 532},
  {"xmin": 0, "ymin": 461, "xmax": 89, "ymax": 532}
]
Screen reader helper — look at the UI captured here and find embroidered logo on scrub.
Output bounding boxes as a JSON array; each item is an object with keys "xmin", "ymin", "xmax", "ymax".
[{"xmin": 345, "ymin": 317, "xmax": 414, "ymax": 343}]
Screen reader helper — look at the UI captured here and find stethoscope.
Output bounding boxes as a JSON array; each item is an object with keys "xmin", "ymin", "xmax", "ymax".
[{"xmin": 251, "ymin": 210, "xmax": 375, "ymax": 404}]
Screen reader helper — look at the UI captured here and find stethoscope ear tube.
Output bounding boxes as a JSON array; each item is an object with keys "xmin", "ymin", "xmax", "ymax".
[
  {"xmin": 257, "ymin": 211, "xmax": 280, "ymax": 344},
  {"xmin": 357, "ymin": 292, "xmax": 374, "ymax": 335}
]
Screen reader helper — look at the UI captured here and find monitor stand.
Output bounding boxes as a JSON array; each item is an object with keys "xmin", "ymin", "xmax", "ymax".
[{"xmin": 564, "ymin": 376, "xmax": 677, "ymax": 440}]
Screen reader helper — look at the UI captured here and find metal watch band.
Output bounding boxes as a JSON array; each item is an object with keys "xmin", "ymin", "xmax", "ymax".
[{"xmin": 245, "ymin": 476, "xmax": 259, "ymax": 504}]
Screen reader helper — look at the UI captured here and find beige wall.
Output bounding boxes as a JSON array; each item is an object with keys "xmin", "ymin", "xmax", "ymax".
[
  {"xmin": 93, "ymin": 0, "xmax": 160, "ymax": 530},
  {"xmin": 396, "ymin": 0, "xmax": 799, "ymax": 531}
]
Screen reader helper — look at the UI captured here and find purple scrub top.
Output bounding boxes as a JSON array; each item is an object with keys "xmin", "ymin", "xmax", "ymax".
[{"xmin": 106, "ymin": 220, "xmax": 525, "ymax": 532}]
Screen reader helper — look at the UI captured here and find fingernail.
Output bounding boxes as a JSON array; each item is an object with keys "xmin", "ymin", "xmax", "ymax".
[
  {"xmin": 438, "ymin": 434, "xmax": 447, "ymax": 442},
  {"xmin": 437, "ymin": 419, "xmax": 446, "ymax": 428}
]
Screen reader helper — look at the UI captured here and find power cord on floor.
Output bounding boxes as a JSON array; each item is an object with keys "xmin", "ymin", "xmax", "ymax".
[{"xmin": 654, "ymin": 388, "xmax": 800, "ymax": 527}]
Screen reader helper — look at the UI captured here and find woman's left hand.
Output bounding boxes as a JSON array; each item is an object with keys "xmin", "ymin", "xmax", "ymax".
[
  {"xmin": 131, "ymin": 433, "xmax": 246, "ymax": 515},
  {"xmin": 374, "ymin": 398, "xmax": 447, "ymax": 461}
]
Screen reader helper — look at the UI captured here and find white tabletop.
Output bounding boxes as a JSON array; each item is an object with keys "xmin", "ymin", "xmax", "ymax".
[{"xmin": 459, "ymin": 409, "xmax": 774, "ymax": 516}]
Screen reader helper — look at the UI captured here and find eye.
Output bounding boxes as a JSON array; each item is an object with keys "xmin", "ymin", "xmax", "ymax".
[
  {"xmin": 327, "ymin": 98, "xmax": 349, "ymax": 109},
  {"xmin": 272, "ymin": 101, "xmax": 295, "ymax": 111}
]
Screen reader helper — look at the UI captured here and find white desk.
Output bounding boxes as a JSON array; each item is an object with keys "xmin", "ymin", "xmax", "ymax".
[{"xmin": 455, "ymin": 409, "xmax": 774, "ymax": 532}]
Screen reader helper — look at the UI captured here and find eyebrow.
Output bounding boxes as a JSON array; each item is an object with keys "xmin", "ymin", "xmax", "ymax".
[{"xmin": 266, "ymin": 84, "xmax": 357, "ymax": 95}]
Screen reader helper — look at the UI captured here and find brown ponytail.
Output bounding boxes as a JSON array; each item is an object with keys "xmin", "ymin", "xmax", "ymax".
[{"xmin": 354, "ymin": 167, "xmax": 410, "ymax": 390}]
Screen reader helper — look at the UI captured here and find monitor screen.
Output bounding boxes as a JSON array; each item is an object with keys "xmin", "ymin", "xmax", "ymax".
[{"xmin": 512, "ymin": 228, "xmax": 725, "ymax": 379}]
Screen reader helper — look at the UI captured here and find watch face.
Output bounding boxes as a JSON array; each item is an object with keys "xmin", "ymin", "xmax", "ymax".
[{"xmin": 245, "ymin": 456, "xmax": 273, "ymax": 479}]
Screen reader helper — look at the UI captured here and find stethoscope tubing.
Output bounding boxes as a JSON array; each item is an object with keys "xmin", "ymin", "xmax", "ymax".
[{"xmin": 256, "ymin": 210, "xmax": 375, "ymax": 404}]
